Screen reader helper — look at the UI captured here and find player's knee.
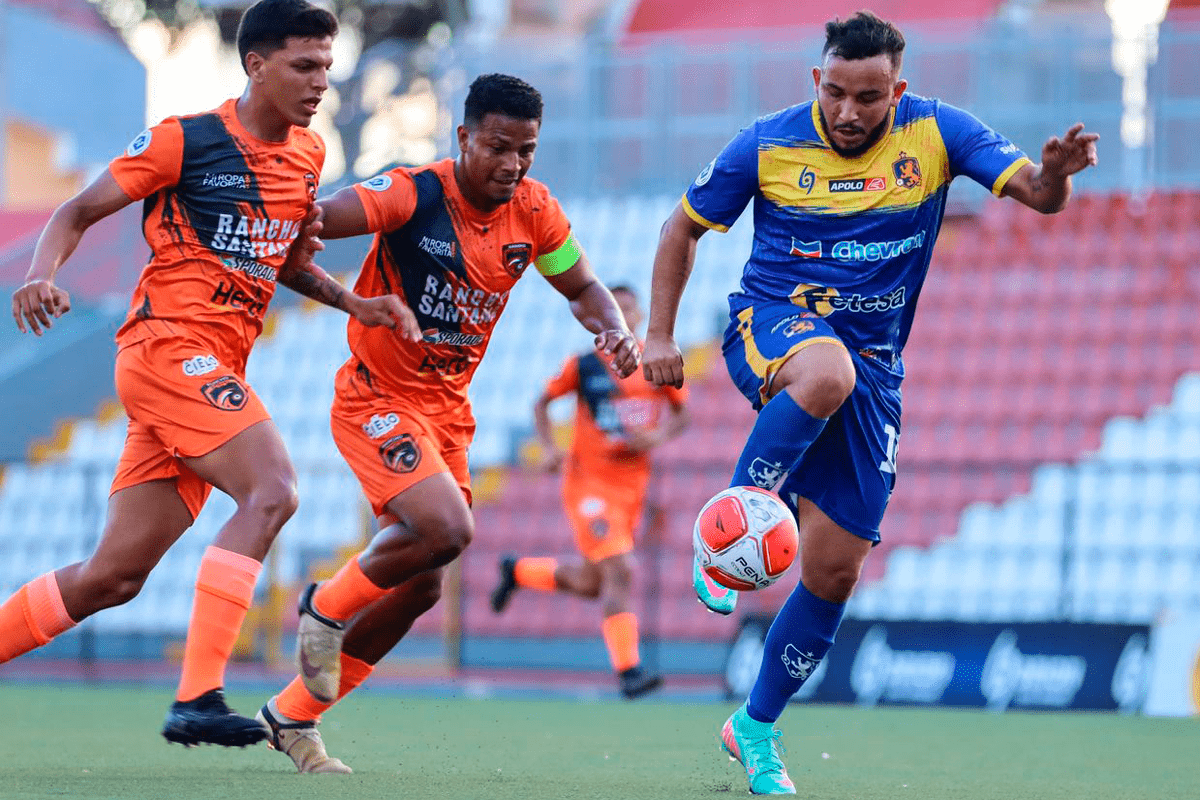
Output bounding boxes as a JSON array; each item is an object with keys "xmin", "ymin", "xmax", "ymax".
[
  {"xmin": 245, "ymin": 474, "xmax": 299, "ymax": 530},
  {"xmin": 809, "ymin": 564, "xmax": 861, "ymax": 604},
  {"xmin": 79, "ymin": 564, "xmax": 148, "ymax": 611},
  {"xmin": 421, "ymin": 510, "xmax": 474, "ymax": 567},
  {"xmin": 776, "ymin": 346, "xmax": 855, "ymax": 417}
]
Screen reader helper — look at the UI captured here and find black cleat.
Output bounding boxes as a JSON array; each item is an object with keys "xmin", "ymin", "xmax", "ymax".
[
  {"xmin": 490, "ymin": 555, "xmax": 519, "ymax": 613},
  {"xmin": 619, "ymin": 666, "xmax": 664, "ymax": 700},
  {"xmin": 162, "ymin": 688, "xmax": 268, "ymax": 747}
]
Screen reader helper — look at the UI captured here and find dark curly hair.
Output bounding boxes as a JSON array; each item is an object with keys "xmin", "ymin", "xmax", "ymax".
[
  {"xmin": 823, "ymin": 11, "xmax": 905, "ymax": 69},
  {"xmin": 463, "ymin": 74, "xmax": 544, "ymax": 128}
]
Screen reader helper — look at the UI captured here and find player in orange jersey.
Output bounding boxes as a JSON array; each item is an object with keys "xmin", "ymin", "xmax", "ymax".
[
  {"xmin": 3, "ymin": 0, "xmax": 418, "ymax": 748},
  {"xmin": 252, "ymin": 73, "xmax": 640, "ymax": 773},
  {"xmin": 489, "ymin": 285, "xmax": 687, "ymax": 699}
]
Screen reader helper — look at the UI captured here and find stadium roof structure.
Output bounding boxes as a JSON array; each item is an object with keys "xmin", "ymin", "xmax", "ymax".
[{"xmin": 622, "ymin": 0, "xmax": 1006, "ymax": 39}]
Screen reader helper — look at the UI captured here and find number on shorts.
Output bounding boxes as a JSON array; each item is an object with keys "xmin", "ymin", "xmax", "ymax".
[{"xmin": 879, "ymin": 423, "xmax": 899, "ymax": 475}]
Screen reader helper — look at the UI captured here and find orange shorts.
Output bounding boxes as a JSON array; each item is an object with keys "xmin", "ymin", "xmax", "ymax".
[
  {"xmin": 110, "ymin": 336, "xmax": 270, "ymax": 519},
  {"xmin": 330, "ymin": 360, "xmax": 473, "ymax": 517},
  {"xmin": 561, "ymin": 466, "xmax": 647, "ymax": 562}
]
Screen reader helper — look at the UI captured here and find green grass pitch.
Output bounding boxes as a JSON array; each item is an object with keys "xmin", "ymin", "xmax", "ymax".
[{"xmin": 1, "ymin": 683, "xmax": 1196, "ymax": 799}]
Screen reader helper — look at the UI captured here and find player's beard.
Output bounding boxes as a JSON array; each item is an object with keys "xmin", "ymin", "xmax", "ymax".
[{"xmin": 818, "ymin": 108, "xmax": 892, "ymax": 158}]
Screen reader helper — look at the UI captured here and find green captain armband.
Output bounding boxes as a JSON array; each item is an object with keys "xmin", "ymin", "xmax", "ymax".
[{"xmin": 535, "ymin": 234, "xmax": 582, "ymax": 277}]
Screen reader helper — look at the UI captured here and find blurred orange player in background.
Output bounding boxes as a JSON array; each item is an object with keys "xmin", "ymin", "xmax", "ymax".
[{"xmin": 490, "ymin": 285, "xmax": 688, "ymax": 699}]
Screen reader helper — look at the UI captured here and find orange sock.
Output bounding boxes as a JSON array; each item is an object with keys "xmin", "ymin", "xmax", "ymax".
[
  {"xmin": 311, "ymin": 556, "xmax": 388, "ymax": 622},
  {"xmin": 0, "ymin": 573, "xmax": 76, "ymax": 664},
  {"xmin": 275, "ymin": 653, "xmax": 375, "ymax": 723},
  {"xmin": 601, "ymin": 611, "xmax": 640, "ymax": 673},
  {"xmin": 514, "ymin": 557, "xmax": 557, "ymax": 592},
  {"xmin": 175, "ymin": 546, "xmax": 262, "ymax": 702}
]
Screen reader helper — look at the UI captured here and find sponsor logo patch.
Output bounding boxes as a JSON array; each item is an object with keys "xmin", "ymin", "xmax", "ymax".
[
  {"xmin": 831, "ymin": 232, "xmax": 926, "ymax": 262},
  {"xmin": 202, "ymin": 173, "xmax": 250, "ymax": 189},
  {"xmin": 379, "ymin": 433, "xmax": 421, "ymax": 473},
  {"xmin": 418, "ymin": 235, "xmax": 456, "ymax": 259},
  {"xmin": 182, "ymin": 354, "xmax": 220, "ymax": 377},
  {"xmin": 421, "ymin": 329, "xmax": 485, "ymax": 347},
  {"xmin": 790, "ymin": 239, "xmax": 822, "ymax": 258},
  {"xmin": 828, "ymin": 177, "xmax": 886, "ymax": 192},
  {"xmin": 362, "ymin": 412, "xmax": 400, "ymax": 439},
  {"xmin": 361, "ymin": 174, "xmax": 392, "ymax": 192},
  {"xmin": 200, "ymin": 375, "xmax": 248, "ymax": 411},
  {"xmin": 790, "ymin": 283, "xmax": 906, "ymax": 316},
  {"xmin": 798, "ymin": 166, "xmax": 816, "ymax": 194},
  {"xmin": 126, "ymin": 129, "xmax": 152, "ymax": 157},
  {"xmin": 694, "ymin": 160, "xmax": 715, "ymax": 187}
]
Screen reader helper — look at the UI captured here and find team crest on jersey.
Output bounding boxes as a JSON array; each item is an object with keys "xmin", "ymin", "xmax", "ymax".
[
  {"xmin": 379, "ymin": 433, "xmax": 421, "ymax": 473},
  {"xmin": 361, "ymin": 174, "xmax": 392, "ymax": 192},
  {"xmin": 695, "ymin": 159, "xmax": 715, "ymax": 187},
  {"xmin": 502, "ymin": 242, "xmax": 533, "ymax": 278},
  {"xmin": 200, "ymin": 375, "xmax": 248, "ymax": 411},
  {"xmin": 126, "ymin": 129, "xmax": 152, "ymax": 157},
  {"xmin": 893, "ymin": 152, "xmax": 922, "ymax": 189},
  {"xmin": 304, "ymin": 172, "xmax": 317, "ymax": 202}
]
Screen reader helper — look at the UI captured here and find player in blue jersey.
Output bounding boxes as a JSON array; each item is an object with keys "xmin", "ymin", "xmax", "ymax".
[{"xmin": 642, "ymin": 11, "xmax": 1098, "ymax": 795}]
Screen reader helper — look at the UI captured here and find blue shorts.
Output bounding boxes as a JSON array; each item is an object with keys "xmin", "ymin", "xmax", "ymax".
[{"xmin": 722, "ymin": 298, "xmax": 902, "ymax": 542}]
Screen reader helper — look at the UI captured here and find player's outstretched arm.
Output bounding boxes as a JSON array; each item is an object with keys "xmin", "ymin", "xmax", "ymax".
[
  {"xmin": 278, "ymin": 205, "xmax": 420, "ymax": 341},
  {"xmin": 545, "ymin": 254, "xmax": 640, "ymax": 379},
  {"xmin": 12, "ymin": 170, "xmax": 134, "ymax": 335},
  {"xmin": 643, "ymin": 204, "xmax": 708, "ymax": 389},
  {"xmin": 1002, "ymin": 123, "xmax": 1099, "ymax": 214}
]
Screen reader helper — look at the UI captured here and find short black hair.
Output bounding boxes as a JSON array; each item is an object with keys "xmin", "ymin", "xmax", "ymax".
[
  {"xmin": 463, "ymin": 74, "xmax": 543, "ymax": 128},
  {"xmin": 237, "ymin": 0, "xmax": 338, "ymax": 75},
  {"xmin": 823, "ymin": 11, "xmax": 905, "ymax": 69},
  {"xmin": 608, "ymin": 284, "xmax": 638, "ymax": 300}
]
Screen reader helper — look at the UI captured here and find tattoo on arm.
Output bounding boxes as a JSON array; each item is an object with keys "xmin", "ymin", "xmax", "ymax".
[{"xmin": 279, "ymin": 266, "xmax": 347, "ymax": 311}]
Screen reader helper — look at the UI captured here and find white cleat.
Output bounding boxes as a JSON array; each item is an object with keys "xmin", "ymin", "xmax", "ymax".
[{"xmin": 256, "ymin": 701, "xmax": 352, "ymax": 774}]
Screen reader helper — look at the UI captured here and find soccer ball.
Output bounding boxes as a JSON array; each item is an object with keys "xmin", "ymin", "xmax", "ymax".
[{"xmin": 693, "ymin": 486, "xmax": 799, "ymax": 591}]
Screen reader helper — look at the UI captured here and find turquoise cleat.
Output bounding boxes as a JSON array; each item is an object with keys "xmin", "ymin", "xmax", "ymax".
[
  {"xmin": 720, "ymin": 703, "xmax": 796, "ymax": 795},
  {"xmin": 693, "ymin": 559, "xmax": 738, "ymax": 615}
]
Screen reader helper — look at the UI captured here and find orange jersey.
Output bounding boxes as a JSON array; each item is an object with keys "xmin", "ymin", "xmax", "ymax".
[
  {"xmin": 109, "ymin": 98, "xmax": 325, "ymax": 373},
  {"xmin": 545, "ymin": 350, "xmax": 687, "ymax": 481},
  {"xmin": 348, "ymin": 158, "xmax": 579, "ymax": 425}
]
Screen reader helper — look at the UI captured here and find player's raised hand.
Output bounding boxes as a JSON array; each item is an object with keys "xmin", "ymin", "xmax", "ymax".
[
  {"xmin": 1041, "ymin": 123, "xmax": 1099, "ymax": 178},
  {"xmin": 351, "ymin": 293, "xmax": 422, "ymax": 341},
  {"xmin": 642, "ymin": 332, "xmax": 684, "ymax": 389},
  {"xmin": 595, "ymin": 327, "xmax": 640, "ymax": 378},
  {"xmin": 12, "ymin": 279, "xmax": 71, "ymax": 336}
]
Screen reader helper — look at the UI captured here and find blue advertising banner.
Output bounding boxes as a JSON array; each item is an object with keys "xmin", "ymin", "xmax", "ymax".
[{"xmin": 724, "ymin": 617, "xmax": 1152, "ymax": 712}]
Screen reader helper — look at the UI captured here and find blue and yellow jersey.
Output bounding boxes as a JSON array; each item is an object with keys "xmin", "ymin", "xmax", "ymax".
[{"xmin": 684, "ymin": 93, "xmax": 1030, "ymax": 364}]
